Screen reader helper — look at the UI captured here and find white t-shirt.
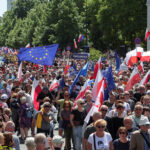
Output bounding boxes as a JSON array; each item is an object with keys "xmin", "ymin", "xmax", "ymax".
[{"xmin": 88, "ymin": 132, "xmax": 112, "ymax": 150}]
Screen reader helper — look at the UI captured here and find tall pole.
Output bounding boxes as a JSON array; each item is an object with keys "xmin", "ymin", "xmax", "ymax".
[
  {"xmin": 147, "ymin": 0, "xmax": 150, "ymax": 50},
  {"xmin": 85, "ymin": 0, "xmax": 88, "ymax": 46}
]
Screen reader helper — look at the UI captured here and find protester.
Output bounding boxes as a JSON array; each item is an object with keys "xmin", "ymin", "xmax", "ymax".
[
  {"xmin": 19, "ymin": 96, "xmax": 31, "ymax": 143},
  {"xmin": 87, "ymin": 119, "xmax": 113, "ymax": 150},
  {"xmin": 61, "ymin": 101, "xmax": 73, "ymax": 150},
  {"xmin": 83, "ymin": 112, "xmax": 102, "ymax": 150},
  {"xmin": 55, "ymin": 90, "xmax": 73, "ymax": 136},
  {"xmin": 123, "ymin": 117, "xmax": 138, "ymax": 140},
  {"xmin": 130, "ymin": 117, "xmax": 150, "ymax": 150},
  {"xmin": 129, "ymin": 104, "xmax": 146, "ymax": 128},
  {"xmin": 3, "ymin": 132, "xmax": 14, "ymax": 150},
  {"xmin": 34, "ymin": 133, "xmax": 46, "ymax": 150},
  {"xmin": 32, "ymin": 102, "xmax": 53, "ymax": 137},
  {"xmin": 70, "ymin": 99, "xmax": 87, "ymax": 150},
  {"xmin": 25, "ymin": 137, "xmax": 35, "ymax": 150},
  {"xmin": 5, "ymin": 121, "xmax": 20, "ymax": 150},
  {"xmin": 113, "ymin": 127, "xmax": 129, "ymax": 150}
]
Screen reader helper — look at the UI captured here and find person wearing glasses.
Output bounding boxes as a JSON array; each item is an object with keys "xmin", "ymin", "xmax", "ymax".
[
  {"xmin": 129, "ymin": 104, "xmax": 146, "ymax": 128},
  {"xmin": 55, "ymin": 91, "xmax": 73, "ymax": 136},
  {"xmin": 87, "ymin": 119, "xmax": 114, "ymax": 150},
  {"xmin": 70, "ymin": 99, "xmax": 87, "ymax": 150},
  {"xmin": 130, "ymin": 117, "xmax": 150, "ymax": 150},
  {"xmin": 113, "ymin": 127, "xmax": 130, "ymax": 150}
]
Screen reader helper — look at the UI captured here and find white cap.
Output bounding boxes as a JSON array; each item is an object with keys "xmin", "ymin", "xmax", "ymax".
[
  {"xmin": 1, "ymin": 94, "xmax": 8, "ymax": 100},
  {"xmin": 139, "ymin": 117, "xmax": 150, "ymax": 126}
]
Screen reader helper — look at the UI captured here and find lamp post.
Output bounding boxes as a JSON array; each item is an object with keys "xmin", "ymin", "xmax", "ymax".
[
  {"xmin": 85, "ymin": 0, "xmax": 88, "ymax": 46},
  {"xmin": 146, "ymin": 0, "xmax": 150, "ymax": 50}
]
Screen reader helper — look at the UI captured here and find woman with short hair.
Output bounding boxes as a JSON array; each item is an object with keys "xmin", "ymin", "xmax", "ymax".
[
  {"xmin": 87, "ymin": 119, "xmax": 114, "ymax": 150},
  {"xmin": 113, "ymin": 127, "xmax": 129, "ymax": 150}
]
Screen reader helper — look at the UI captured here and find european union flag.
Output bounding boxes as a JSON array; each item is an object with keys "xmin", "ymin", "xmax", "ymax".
[
  {"xmin": 69, "ymin": 61, "xmax": 89, "ymax": 94},
  {"xmin": 17, "ymin": 44, "xmax": 59, "ymax": 66},
  {"xmin": 103, "ymin": 66, "xmax": 116, "ymax": 91}
]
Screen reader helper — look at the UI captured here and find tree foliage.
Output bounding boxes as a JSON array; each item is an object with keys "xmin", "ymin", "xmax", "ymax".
[{"xmin": 0, "ymin": 0, "xmax": 147, "ymax": 50}]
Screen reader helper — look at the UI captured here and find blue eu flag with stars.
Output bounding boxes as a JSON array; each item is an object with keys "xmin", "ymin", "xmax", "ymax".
[{"xmin": 17, "ymin": 44, "xmax": 59, "ymax": 66}]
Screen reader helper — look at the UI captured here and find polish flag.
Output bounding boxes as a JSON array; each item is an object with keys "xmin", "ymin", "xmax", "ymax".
[
  {"xmin": 92, "ymin": 69, "xmax": 106, "ymax": 101},
  {"xmin": 140, "ymin": 51, "xmax": 150, "ymax": 62},
  {"xmin": 138, "ymin": 62, "xmax": 144, "ymax": 74},
  {"xmin": 125, "ymin": 67, "xmax": 141, "ymax": 91},
  {"xmin": 49, "ymin": 79, "xmax": 60, "ymax": 91},
  {"xmin": 73, "ymin": 79, "xmax": 90, "ymax": 108},
  {"xmin": 93, "ymin": 57, "xmax": 102, "ymax": 79},
  {"xmin": 31, "ymin": 79, "xmax": 42, "ymax": 110},
  {"xmin": 125, "ymin": 47, "xmax": 143, "ymax": 67},
  {"xmin": 145, "ymin": 28, "xmax": 150, "ymax": 41},
  {"xmin": 74, "ymin": 39, "xmax": 77, "ymax": 49},
  {"xmin": 64, "ymin": 60, "xmax": 69, "ymax": 75},
  {"xmin": 78, "ymin": 34, "xmax": 83, "ymax": 43},
  {"xmin": 43, "ymin": 65, "xmax": 47, "ymax": 73},
  {"xmin": 84, "ymin": 80, "xmax": 104, "ymax": 123},
  {"xmin": 17, "ymin": 62, "xmax": 23, "ymax": 82},
  {"xmin": 139, "ymin": 70, "xmax": 150, "ymax": 86},
  {"xmin": 26, "ymin": 43, "xmax": 31, "ymax": 48}
]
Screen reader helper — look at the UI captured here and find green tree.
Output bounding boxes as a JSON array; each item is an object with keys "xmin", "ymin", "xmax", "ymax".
[
  {"xmin": 96, "ymin": 0, "xmax": 146, "ymax": 50},
  {"xmin": 0, "ymin": 11, "xmax": 16, "ymax": 46}
]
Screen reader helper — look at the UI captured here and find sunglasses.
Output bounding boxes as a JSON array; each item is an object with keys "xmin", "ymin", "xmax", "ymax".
[
  {"xmin": 119, "ymin": 132, "xmax": 126, "ymax": 135},
  {"xmin": 143, "ymin": 124, "xmax": 150, "ymax": 127},
  {"xmin": 80, "ymin": 103, "xmax": 85, "ymax": 105},
  {"xmin": 97, "ymin": 125, "xmax": 105, "ymax": 129},
  {"xmin": 135, "ymin": 108, "xmax": 142, "ymax": 111},
  {"xmin": 101, "ymin": 109, "xmax": 107, "ymax": 112},
  {"xmin": 117, "ymin": 107, "xmax": 124, "ymax": 110},
  {"xmin": 65, "ymin": 95, "xmax": 69, "ymax": 97}
]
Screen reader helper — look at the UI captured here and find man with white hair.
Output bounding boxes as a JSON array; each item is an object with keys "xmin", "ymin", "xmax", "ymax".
[
  {"xmin": 34, "ymin": 133, "xmax": 46, "ymax": 150},
  {"xmin": 25, "ymin": 137, "xmax": 35, "ymax": 150},
  {"xmin": 5, "ymin": 121, "xmax": 20, "ymax": 150}
]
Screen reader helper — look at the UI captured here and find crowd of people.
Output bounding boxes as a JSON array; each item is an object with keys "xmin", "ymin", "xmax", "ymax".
[{"xmin": 0, "ymin": 55, "xmax": 149, "ymax": 150}]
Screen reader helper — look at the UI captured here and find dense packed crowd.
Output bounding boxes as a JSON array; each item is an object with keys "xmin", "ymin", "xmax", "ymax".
[{"xmin": 0, "ymin": 56, "xmax": 149, "ymax": 150}]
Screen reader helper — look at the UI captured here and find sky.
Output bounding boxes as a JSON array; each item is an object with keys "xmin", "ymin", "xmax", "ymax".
[{"xmin": 0, "ymin": 0, "xmax": 7, "ymax": 17}]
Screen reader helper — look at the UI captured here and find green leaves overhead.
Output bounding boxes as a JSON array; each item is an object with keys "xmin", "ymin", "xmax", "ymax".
[{"xmin": 0, "ymin": 0, "xmax": 147, "ymax": 50}]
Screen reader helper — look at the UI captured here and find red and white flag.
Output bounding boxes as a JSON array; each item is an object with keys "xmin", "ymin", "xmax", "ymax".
[
  {"xmin": 43, "ymin": 65, "xmax": 47, "ymax": 73},
  {"xmin": 73, "ymin": 79, "xmax": 90, "ymax": 108},
  {"xmin": 92, "ymin": 69, "xmax": 105, "ymax": 100},
  {"xmin": 26, "ymin": 43, "xmax": 31, "ymax": 48},
  {"xmin": 84, "ymin": 80, "xmax": 104, "ymax": 123},
  {"xmin": 139, "ymin": 70, "xmax": 150, "ymax": 86},
  {"xmin": 125, "ymin": 47, "xmax": 143, "ymax": 67},
  {"xmin": 49, "ymin": 79, "xmax": 60, "ymax": 91},
  {"xmin": 138, "ymin": 62, "xmax": 144, "ymax": 74},
  {"xmin": 74, "ymin": 39, "xmax": 77, "ymax": 49},
  {"xmin": 140, "ymin": 51, "xmax": 150, "ymax": 62},
  {"xmin": 31, "ymin": 79, "xmax": 42, "ymax": 110},
  {"xmin": 64, "ymin": 60, "xmax": 69, "ymax": 75},
  {"xmin": 17, "ymin": 62, "xmax": 23, "ymax": 82},
  {"xmin": 125, "ymin": 67, "xmax": 141, "ymax": 91},
  {"xmin": 145, "ymin": 28, "xmax": 150, "ymax": 41},
  {"xmin": 93, "ymin": 57, "xmax": 102, "ymax": 79}
]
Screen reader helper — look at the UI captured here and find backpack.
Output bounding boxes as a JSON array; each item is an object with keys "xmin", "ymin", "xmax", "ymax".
[{"xmin": 26, "ymin": 107, "xmax": 33, "ymax": 118}]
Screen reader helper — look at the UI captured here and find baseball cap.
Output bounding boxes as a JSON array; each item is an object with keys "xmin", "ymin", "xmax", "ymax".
[{"xmin": 139, "ymin": 117, "xmax": 150, "ymax": 126}]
